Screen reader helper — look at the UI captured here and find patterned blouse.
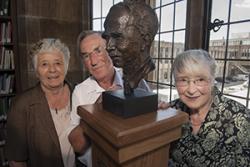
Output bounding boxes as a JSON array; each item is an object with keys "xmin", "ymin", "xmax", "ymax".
[{"xmin": 169, "ymin": 87, "xmax": 250, "ymax": 167}]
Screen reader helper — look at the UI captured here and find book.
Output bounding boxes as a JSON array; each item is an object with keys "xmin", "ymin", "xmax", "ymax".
[
  {"xmin": 8, "ymin": 74, "xmax": 14, "ymax": 93},
  {"xmin": 0, "ymin": 98, "xmax": 8, "ymax": 121},
  {"xmin": 6, "ymin": 21, "xmax": 11, "ymax": 43},
  {"xmin": 3, "ymin": 0, "xmax": 10, "ymax": 16},
  {"xmin": 0, "ymin": 0, "xmax": 4, "ymax": 16},
  {"xmin": 10, "ymin": 50, "xmax": 14, "ymax": 69},
  {"xmin": 0, "ymin": 23, "xmax": 6, "ymax": 43},
  {"xmin": 3, "ymin": 49, "xmax": 10, "ymax": 69},
  {"xmin": 0, "ymin": 47, "xmax": 5, "ymax": 69}
]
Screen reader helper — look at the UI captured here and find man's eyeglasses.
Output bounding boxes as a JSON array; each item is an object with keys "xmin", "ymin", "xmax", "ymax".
[
  {"xmin": 175, "ymin": 77, "xmax": 211, "ymax": 87},
  {"xmin": 81, "ymin": 46, "xmax": 106, "ymax": 60}
]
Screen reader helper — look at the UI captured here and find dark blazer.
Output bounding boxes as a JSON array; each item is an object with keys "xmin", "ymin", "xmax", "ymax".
[{"xmin": 5, "ymin": 82, "xmax": 73, "ymax": 167}]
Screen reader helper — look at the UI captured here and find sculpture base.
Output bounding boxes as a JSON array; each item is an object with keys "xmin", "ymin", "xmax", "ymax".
[{"xmin": 102, "ymin": 88, "xmax": 158, "ymax": 118}]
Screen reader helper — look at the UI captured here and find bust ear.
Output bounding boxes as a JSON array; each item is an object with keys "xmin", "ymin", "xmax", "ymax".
[{"xmin": 141, "ymin": 34, "xmax": 151, "ymax": 51}]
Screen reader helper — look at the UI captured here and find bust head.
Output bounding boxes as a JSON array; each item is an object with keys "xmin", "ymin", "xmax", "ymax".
[{"xmin": 103, "ymin": 0, "xmax": 158, "ymax": 94}]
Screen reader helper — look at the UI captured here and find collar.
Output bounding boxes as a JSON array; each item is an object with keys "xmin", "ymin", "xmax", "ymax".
[
  {"xmin": 89, "ymin": 67, "xmax": 123, "ymax": 93},
  {"xmin": 113, "ymin": 67, "xmax": 123, "ymax": 89}
]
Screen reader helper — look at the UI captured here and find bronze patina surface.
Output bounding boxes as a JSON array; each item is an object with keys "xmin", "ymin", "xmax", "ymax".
[{"xmin": 103, "ymin": 0, "xmax": 158, "ymax": 95}]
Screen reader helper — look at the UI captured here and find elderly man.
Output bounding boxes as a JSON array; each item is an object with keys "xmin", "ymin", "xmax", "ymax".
[
  {"xmin": 68, "ymin": 31, "xmax": 150, "ymax": 167},
  {"xmin": 103, "ymin": 0, "xmax": 158, "ymax": 95}
]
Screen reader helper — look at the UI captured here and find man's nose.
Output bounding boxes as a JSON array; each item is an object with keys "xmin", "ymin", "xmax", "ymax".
[{"xmin": 89, "ymin": 53, "xmax": 99, "ymax": 66}]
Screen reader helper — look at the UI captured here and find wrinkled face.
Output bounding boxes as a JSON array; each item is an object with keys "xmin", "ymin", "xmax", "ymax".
[
  {"xmin": 175, "ymin": 66, "xmax": 213, "ymax": 112},
  {"xmin": 103, "ymin": 8, "xmax": 144, "ymax": 68},
  {"xmin": 36, "ymin": 51, "xmax": 65, "ymax": 90},
  {"xmin": 80, "ymin": 33, "xmax": 113, "ymax": 82}
]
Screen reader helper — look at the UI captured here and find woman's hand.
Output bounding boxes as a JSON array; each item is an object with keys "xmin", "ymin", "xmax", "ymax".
[
  {"xmin": 158, "ymin": 101, "xmax": 171, "ymax": 110},
  {"xmin": 9, "ymin": 161, "xmax": 27, "ymax": 167}
]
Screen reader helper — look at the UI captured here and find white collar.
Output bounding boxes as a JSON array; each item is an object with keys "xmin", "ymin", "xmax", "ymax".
[{"xmin": 89, "ymin": 67, "xmax": 123, "ymax": 93}]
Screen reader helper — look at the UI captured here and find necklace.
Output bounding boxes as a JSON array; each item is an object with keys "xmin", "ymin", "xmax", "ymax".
[{"xmin": 46, "ymin": 85, "xmax": 69, "ymax": 112}]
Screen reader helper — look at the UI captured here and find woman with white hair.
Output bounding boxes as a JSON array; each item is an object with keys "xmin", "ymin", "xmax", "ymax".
[
  {"xmin": 168, "ymin": 49, "xmax": 250, "ymax": 166},
  {"xmin": 6, "ymin": 39, "xmax": 75, "ymax": 167}
]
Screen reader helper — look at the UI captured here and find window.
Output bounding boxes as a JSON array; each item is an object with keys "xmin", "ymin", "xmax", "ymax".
[
  {"xmin": 92, "ymin": 0, "xmax": 122, "ymax": 31},
  {"xmin": 147, "ymin": 0, "xmax": 187, "ymax": 102},
  {"xmin": 91, "ymin": 0, "xmax": 250, "ymax": 109},
  {"xmin": 92, "ymin": 0, "xmax": 187, "ymax": 103},
  {"xmin": 209, "ymin": 0, "xmax": 250, "ymax": 108}
]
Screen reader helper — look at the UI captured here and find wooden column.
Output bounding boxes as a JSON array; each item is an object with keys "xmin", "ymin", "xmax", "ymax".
[
  {"xmin": 78, "ymin": 104, "xmax": 188, "ymax": 167},
  {"xmin": 185, "ymin": 0, "xmax": 210, "ymax": 50}
]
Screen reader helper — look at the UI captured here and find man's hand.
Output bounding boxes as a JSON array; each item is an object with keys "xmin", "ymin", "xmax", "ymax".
[
  {"xmin": 68, "ymin": 125, "xmax": 90, "ymax": 155},
  {"xmin": 9, "ymin": 161, "xmax": 27, "ymax": 167}
]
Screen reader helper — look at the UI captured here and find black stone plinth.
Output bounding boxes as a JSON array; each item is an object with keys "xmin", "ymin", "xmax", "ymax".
[{"xmin": 102, "ymin": 88, "xmax": 158, "ymax": 118}]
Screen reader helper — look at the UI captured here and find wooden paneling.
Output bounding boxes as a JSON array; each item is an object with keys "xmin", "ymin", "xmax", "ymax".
[
  {"xmin": 185, "ymin": 0, "xmax": 209, "ymax": 50},
  {"xmin": 15, "ymin": 0, "xmax": 90, "ymax": 91},
  {"xmin": 19, "ymin": 0, "xmax": 82, "ymax": 21}
]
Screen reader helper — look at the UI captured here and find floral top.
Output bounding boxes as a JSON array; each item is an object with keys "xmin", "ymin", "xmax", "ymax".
[{"xmin": 169, "ymin": 87, "xmax": 250, "ymax": 167}]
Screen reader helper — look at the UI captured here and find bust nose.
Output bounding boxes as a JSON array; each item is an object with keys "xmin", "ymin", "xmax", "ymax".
[{"xmin": 106, "ymin": 37, "xmax": 116, "ymax": 51}]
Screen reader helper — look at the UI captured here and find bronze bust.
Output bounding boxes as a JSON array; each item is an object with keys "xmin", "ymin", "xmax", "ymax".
[{"xmin": 103, "ymin": 0, "xmax": 158, "ymax": 95}]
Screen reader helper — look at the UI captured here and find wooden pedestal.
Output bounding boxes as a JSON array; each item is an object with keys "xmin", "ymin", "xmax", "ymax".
[{"xmin": 78, "ymin": 104, "xmax": 188, "ymax": 167}]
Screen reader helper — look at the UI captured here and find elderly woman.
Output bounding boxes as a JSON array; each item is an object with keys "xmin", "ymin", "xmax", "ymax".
[
  {"xmin": 5, "ymin": 39, "xmax": 75, "ymax": 167},
  {"xmin": 168, "ymin": 49, "xmax": 250, "ymax": 166}
]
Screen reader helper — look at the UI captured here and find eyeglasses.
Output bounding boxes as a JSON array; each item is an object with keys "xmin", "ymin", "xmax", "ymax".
[
  {"xmin": 81, "ymin": 46, "xmax": 106, "ymax": 60},
  {"xmin": 175, "ymin": 77, "xmax": 211, "ymax": 87}
]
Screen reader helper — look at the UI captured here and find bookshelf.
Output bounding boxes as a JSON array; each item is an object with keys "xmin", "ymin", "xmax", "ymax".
[{"xmin": 0, "ymin": 0, "xmax": 19, "ymax": 166}]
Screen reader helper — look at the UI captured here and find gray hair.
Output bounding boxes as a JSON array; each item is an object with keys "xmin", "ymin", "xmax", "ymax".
[
  {"xmin": 76, "ymin": 30, "xmax": 102, "ymax": 58},
  {"xmin": 172, "ymin": 49, "xmax": 216, "ymax": 80},
  {"xmin": 29, "ymin": 38, "xmax": 70, "ymax": 74}
]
